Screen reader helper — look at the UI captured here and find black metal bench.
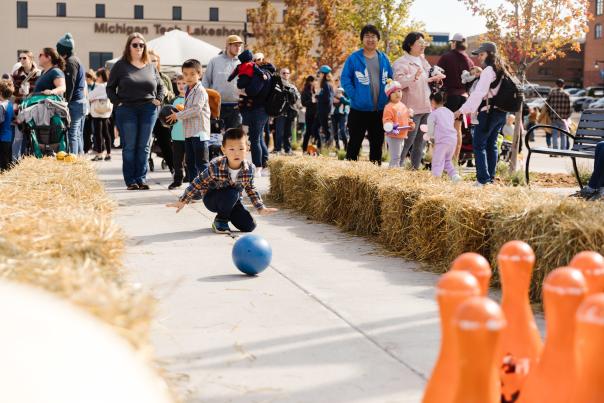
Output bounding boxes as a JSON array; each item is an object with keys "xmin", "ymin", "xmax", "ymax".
[{"xmin": 524, "ymin": 109, "xmax": 604, "ymax": 188}]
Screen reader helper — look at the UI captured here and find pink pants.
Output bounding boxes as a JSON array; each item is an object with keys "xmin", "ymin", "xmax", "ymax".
[{"xmin": 432, "ymin": 141, "xmax": 457, "ymax": 178}]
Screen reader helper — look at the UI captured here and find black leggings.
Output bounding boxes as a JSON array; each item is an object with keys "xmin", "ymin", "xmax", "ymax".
[
  {"xmin": 92, "ymin": 117, "xmax": 112, "ymax": 154},
  {"xmin": 152, "ymin": 119, "xmax": 174, "ymax": 171},
  {"xmin": 0, "ymin": 141, "xmax": 12, "ymax": 171},
  {"xmin": 203, "ymin": 187, "xmax": 256, "ymax": 232}
]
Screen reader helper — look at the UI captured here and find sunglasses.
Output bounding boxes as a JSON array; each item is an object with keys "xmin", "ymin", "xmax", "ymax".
[
  {"xmin": 131, "ymin": 43, "xmax": 145, "ymax": 49},
  {"xmin": 19, "ymin": 56, "xmax": 28, "ymax": 60}
]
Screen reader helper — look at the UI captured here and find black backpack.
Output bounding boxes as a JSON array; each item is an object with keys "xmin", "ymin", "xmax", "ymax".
[
  {"xmin": 489, "ymin": 71, "xmax": 524, "ymax": 113},
  {"xmin": 264, "ymin": 73, "xmax": 288, "ymax": 117}
]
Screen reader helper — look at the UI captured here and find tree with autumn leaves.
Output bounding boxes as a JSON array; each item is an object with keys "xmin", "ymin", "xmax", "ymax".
[{"xmin": 459, "ymin": 0, "xmax": 591, "ymax": 171}]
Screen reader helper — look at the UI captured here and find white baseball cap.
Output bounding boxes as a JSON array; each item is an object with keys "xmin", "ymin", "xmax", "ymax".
[{"xmin": 450, "ymin": 33, "xmax": 465, "ymax": 42}]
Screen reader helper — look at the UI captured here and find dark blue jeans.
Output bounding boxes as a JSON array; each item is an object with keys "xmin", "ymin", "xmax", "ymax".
[
  {"xmin": 68, "ymin": 100, "xmax": 86, "ymax": 154},
  {"xmin": 241, "ymin": 107, "xmax": 269, "ymax": 168},
  {"xmin": 331, "ymin": 113, "xmax": 348, "ymax": 149},
  {"xmin": 115, "ymin": 102, "xmax": 158, "ymax": 186},
  {"xmin": 588, "ymin": 141, "xmax": 604, "ymax": 189},
  {"xmin": 203, "ymin": 187, "xmax": 256, "ymax": 232},
  {"xmin": 473, "ymin": 109, "xmax": 507, "ymax": 184},
  {"xmin": 185, "ymin": 137, "xmax": 209, "ymax": 182},
  {"xmin": 274, "ymin": 114, "xmax": 293, "ymax": 152},
  {"xmin": 221, "ymin": 104, "xmax": 242, "ymax": 130}
]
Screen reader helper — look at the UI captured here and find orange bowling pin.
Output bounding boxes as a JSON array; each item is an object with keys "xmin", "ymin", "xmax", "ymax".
[
  {"xmin": 569, "ymin": 251, "xmax": 604, "ymax": 295},
  {"xmin": 450, "ymin": 252, "xmax": 492, "ymax": 296},
  {"xmin": 569, "ymin": 293, "xmax": 604, "ymax": 402},
  {"xmin": 497, "ymin": 241, "xmax": 543, "ymax": 401},
  {"xmin": 452, "ymin": 296, "xmax": 506, "ymax": 403},
  {"xmin": 422, "ymin": 271, "xmax": 481, "ymax": 403},
  {"xmin": 516, "ymin": 267, "xmax": 586, "ymax": 403}
]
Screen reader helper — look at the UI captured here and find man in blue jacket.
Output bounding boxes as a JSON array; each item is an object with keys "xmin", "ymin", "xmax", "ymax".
[{"xmin": 341, "ymin": 24, "xmax": 393, "ymax": 164}]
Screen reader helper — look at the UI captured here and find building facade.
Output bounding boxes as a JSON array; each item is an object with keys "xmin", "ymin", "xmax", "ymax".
[
  {"xmin": 2, "ymin": 0, "xmax": 284, "ymax": 72},
  {"xmin": 584, "ymin": 0, "xmax": 604, "ymax": 87}
]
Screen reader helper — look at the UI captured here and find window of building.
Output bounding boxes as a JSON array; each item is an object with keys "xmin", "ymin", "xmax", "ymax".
[
  {"xmin": 596, "ymin": 23, "xmax": 603, "ymax": 39},
  {"xmin": 134, "ymin": 5, "xmax": 144, "ymax": 20},
  {"xmin": 17, "ymin": 1, "xmax": 28, "ymax": 28},
  {"xmin": 89, "ymin": 52, "xmax": 113, "ymax": 70},
  {"xmin": 96, "ymin": 4, "xmax": 105, "ymax": 18},
  {"xmin": 209, "ymin": 7, "xmax": 219, "ymax": 21},
  {"xmin": 56, "ymin": 2, "xmax": 66, "ymax": 17},
  {"xmin": 173, "ymin": 6, "xmax": 182, "ymax": 20},
  {"xmin": 597, "ymin": 0, "xmax": 604, "ymax": 16}
]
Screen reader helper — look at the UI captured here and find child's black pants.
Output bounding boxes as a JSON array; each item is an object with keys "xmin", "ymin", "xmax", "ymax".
[{"xmin": 203, "ymin": 188, "xmax": 256, "ymax": 232}]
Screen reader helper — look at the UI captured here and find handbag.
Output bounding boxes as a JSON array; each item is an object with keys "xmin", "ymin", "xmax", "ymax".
[{"xmin": 92, "ymin": 98, "xmax": 112, "ymax": 115}]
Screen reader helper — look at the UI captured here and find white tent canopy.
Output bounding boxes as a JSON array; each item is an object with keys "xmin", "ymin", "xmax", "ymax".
[{"xmin": 106, "ymin": 29, "xmax": 222, "ymax": 70}]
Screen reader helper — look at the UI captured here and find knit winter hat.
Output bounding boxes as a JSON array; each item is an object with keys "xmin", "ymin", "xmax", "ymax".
[
  {"xmin": 238, "ymin": 49, "xmax": 254, "ymax": 63},
  {"xmin": 384, "ymin": 79, "xmax": 402, "ymax": 97},
  {"xmin": 57, "ymin": 33, "xmax": 75, "ymax": 56}
]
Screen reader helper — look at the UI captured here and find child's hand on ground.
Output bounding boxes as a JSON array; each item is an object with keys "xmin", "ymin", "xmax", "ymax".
[
  {"xmin": 258, "ymin": 207, "xmax": 278, "ymax": 216},
  {"xmin": 166, "ymin": 200, "xmax": 186, "ymax": 213}
]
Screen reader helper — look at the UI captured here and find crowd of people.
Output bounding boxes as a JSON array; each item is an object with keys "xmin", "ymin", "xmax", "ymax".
[{"xmin": 1, "ymin": 24, "xmax": 603, "ymax": 207}]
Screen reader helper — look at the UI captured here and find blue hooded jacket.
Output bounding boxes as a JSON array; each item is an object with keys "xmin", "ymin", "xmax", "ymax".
[{"xmin": 340, "ymin": 49, "xmax": 393, "ymax": 112}]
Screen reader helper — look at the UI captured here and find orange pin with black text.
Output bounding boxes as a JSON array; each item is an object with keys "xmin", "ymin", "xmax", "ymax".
[
  {"xmin": 422, "ymin": 271, "xmax": 481, "ymax": 403},
  {"xmin": 450, "ymin": 252, "xmax": 492, "ymax": 296},
  {"xmin": 569, "ymin": 251, "xmax": 604, "ymax": 295},
  {"xmin": 497, "ymin": 241, "xmax": 543, "ymax": 402},
  {"xmin": 516, "ymin": 267, "xmax": 587, "ymax": 403},
  {"xmin": 452, "ymin": 296, "xmax": 506, "ymax": 403},
  {"xmin": 569, "ymin": 293, "xmax": 604, "ymax": 402}
]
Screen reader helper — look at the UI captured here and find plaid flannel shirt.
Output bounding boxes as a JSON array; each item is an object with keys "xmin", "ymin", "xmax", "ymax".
[
  {"xmin": 546, "ymin": 88, "xmax": 571, "ymax": 120},
  {"xmin": 179, "ymin": 156, "xmax": 265, "ymax": 210},
  {"xmin": 175, "ymin": 81, "xmax": 211, "ymax": 140}
]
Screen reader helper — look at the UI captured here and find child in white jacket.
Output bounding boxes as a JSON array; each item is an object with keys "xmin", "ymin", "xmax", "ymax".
[
  {"xmin": 87, "ymin": 69, "xmax": 113, "ymax": 161},
  {"xmin": 424, "ymin": 92, "xmax": 461, "ymax": 181}
]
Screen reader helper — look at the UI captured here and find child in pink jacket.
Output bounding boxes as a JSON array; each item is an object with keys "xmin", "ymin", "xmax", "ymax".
[
  {"xmin": 382, "ymin": 79, "xmax": 414, "ymax": 167},
  {"xmin": 424, "ymin": 92, "xmax": 462, "ymax": 181}
]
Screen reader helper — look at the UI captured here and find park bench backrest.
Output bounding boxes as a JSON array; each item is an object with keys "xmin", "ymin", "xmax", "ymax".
[{"xmin": 574, "ymin": 109, "xmax": 604, "ymax": 153}]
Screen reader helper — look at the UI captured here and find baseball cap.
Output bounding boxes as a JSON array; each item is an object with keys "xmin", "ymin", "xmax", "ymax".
[
  {"xmin": 227, "ymin": 35, "xmax": 243, "ymax": 44},
  {"xmin": 471, "ymin": 42, "xmax": 497, "ymax": 55},
  {"xmin": 253, "ymin": 52, "xmax": 265, "ymax": 61},
  {"xmin": 450, "ymin": 33, "xmax": 465, "ymax": 42},
  {"xmin": 319, "ymin": 65, "xmax": 332, "ymax": 74}
]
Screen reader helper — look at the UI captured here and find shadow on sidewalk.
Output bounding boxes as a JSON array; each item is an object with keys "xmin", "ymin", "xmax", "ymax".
[{"xmin": 129, "ymin": 229, "xmax": 213, "ymax": 245}]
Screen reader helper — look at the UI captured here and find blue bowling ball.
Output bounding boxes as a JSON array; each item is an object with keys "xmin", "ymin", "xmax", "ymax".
[{"xmin": 232, "ymin": 234, "xmax": 272, "ymax": 276}]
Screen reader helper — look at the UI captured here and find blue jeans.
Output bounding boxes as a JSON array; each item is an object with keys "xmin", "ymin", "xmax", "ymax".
[
  {"xmin": 588, "ymin": 141, "xmax": 604, "ymax": 189},
  {"xmin": 68, "ymin": 101, "xmax": 86, "ymax": 154},
  {"xmin": 221, "ymin": 104, "xmax": 242, "ymax": 130},
  {"xmin": 185, "ymin": 137, "xmax": 209, "ymax": 182},
  {"xmin": 115, "ymin": 103, "xmax": 158, "ymax": 186},
  {"xmin": 242, "ymin": 107, "xmax": 269, "ymax": 167},
  {"xmin": 332, "ymin": 113, "xmax": 349, "ymax": 149},
  {"xmin": 204, "ymin": 187, "xmax": 256, "ymax": 232},
  {"xmin": 274, "ymin": 114, "xmax": 293, "ymax": 152},
  {"xmin": 551, "ymin": 119, "xmax": 569, "ymax": 150},
  {"xmin": 473, "ymin": 109, "xmax": 507, "ymax": 184}
]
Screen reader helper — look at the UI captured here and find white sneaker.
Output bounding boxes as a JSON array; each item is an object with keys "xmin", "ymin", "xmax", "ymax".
[
  {"xmin": 451, "ymin": 174, "xmax": 462, "ymax": 183},
  {"xmin": 261, "ymin": 168, "xmax": 270, "ymax": 177},
  {"xmin": 255, "ymin": 167, "xmax": 263, "ymax": 178},
  {"xmin": 473, "ymin": 181, "xmax": 485, "ymax": 187}
]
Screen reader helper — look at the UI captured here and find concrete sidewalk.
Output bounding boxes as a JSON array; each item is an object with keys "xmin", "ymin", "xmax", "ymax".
[{"xmin": 96, "ymin": 152, "xmax": 443, "ymax": 403}]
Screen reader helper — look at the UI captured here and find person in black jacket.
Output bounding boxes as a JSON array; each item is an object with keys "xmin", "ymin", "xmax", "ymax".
[
  {"xmin": 57, "ymin": 33, "xmax": 87, "ymax": 155},
  {"xmin": 273, "ymin": 67, "xmax": 300, "ymax": 154},
  {"xmin": 314, "ymin": 65, "xmax": 334, "ymax": 148},
  {"xmin": 301, "ymin": 75, "xmax": 320, "ymax": 152}
]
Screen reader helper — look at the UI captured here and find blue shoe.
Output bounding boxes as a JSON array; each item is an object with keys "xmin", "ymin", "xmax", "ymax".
[{"xmin": 212, "ymin": 218, "xmax": 231, "ymax": 234}]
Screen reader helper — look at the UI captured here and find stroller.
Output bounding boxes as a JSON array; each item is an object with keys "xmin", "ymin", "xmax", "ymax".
[
  {"xmin": 16, "ymin": 94, "xmax": 70, "ymax": 158},
  {"xmin": 207, "ymin": 88, "xmax": 224, "ymax": 160},
  {"xmin": 458, "ymin": 115, "xmax": 474, "ymax": 167}
]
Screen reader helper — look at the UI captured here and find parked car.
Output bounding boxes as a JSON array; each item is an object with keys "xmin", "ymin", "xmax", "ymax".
[
  {"xmin": 587, "ymin": 98, "xmax": 604, "ymax": 109},
  {"xmin": 565, "ymin": 88, "xmax": 584, "ymax": 96},
  {"xmin": 586, "ymin": 86, "xmax": 604, "ymax": 98},
  {"xmin": 573, "ymin": 96, "xmax": 597, "ymax": 112},
  {"xmin": 523, "ymin": 85, "xmax": 551, "ymax": 98},
  {"xmin": 526, "ymin": 98, "xmax": 546, "ymax": 110}
]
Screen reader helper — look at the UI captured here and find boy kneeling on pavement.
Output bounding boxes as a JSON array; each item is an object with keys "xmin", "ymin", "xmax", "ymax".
[{"xmin": 167, "ymin": 127, "xmax": 277, "ymax": 233}]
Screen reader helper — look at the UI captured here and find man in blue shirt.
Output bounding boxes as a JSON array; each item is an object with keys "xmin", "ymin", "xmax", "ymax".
[{"xmin": 341, "ymin": 24, "xmax": 393, "ymax": 165}]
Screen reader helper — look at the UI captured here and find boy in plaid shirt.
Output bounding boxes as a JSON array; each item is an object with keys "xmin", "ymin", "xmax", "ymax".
[
  {"xmin": 167, "ymin": 128, "xmax": 277, "ymax": 233},
  {"xmin": 166, "ymin": 59, "xmax": 211, "ymax": 181}
]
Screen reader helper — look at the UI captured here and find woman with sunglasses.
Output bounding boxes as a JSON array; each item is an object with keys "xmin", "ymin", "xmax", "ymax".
[
  {"xmin": 34, "ymin": 48, "xmax": 66, "ymax": 96},
  {"xmin": 107, "ymin": 33, "xmax": 165, "ymax": 190},
  {"xmin": 11, "ymin": 50, "xmax": 41, "ymax": 161}
]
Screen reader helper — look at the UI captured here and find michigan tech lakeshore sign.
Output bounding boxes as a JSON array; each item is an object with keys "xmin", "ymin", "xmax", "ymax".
[{"xmin": 94, "ymin": 22, "xmax": 243, "ymax": 37}]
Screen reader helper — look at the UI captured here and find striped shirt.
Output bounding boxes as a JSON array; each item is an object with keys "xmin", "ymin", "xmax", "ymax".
[
  {"xmin": 179, "ymin": 156, "xmax": 265, "ymax": 210},
  {"xmin": 175, "ymin": 81, "xmax": 211, "ymax": 140}
]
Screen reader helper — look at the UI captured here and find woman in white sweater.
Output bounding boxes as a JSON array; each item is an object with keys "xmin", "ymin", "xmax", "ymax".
[{"xmin": 88, "ymin": 68, "xmax": 113, "ymax": 161}]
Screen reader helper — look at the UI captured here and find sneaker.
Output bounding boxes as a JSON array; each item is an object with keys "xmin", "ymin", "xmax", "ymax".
[
  {"xmin": 127, "ymin": 184, "xmax": 139, "ymax": 190},
  {"xmin": 104, "ymin": 155, "xmax": 111, "ymax": 161},
  {"xmin": 588, "ymin": 189, "xmax": 604, "ymax": 201},
  {"xmin": 212, "ymin": 218, "xmax": 231, "ymax": 234},
  {"xmin": 138, "ymin": 183, "xmax": 150, "ymax": 190},
  {"xmin": 168, "ymin": 182, "xmax": 182, "ymax": 190},
  {"xmin": 451, "ymin": 174, "xmax": 462, "ymax": 183},
  {"xmin": 473, "ymin": 181, "xmax": 485, "ymax": 187},
  {"xmin": 255, "ymin": 167, "xmax": 263, "ymax": 178},
  {"xmin": 261, "ymin": 168, "xmax": 270, "ymax": 177},
  {"xmin": 572, "ymin": 186, "xmax": 598, "ymax": 199},
  {"xmin": 91, "ymin": 155, "xmax": 103, "ymax": 161}
]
